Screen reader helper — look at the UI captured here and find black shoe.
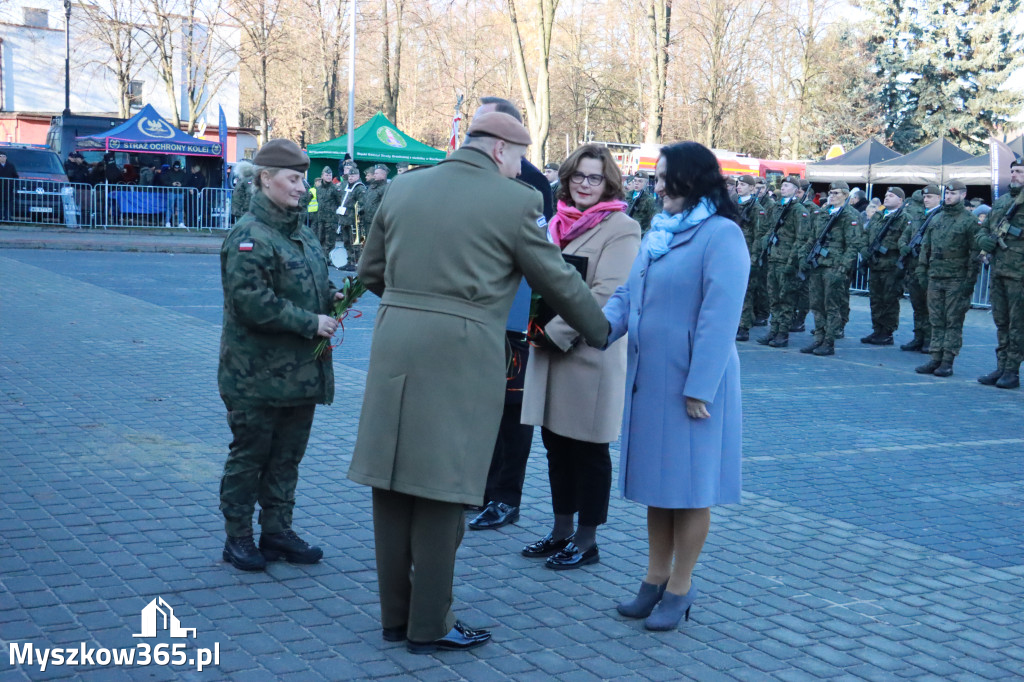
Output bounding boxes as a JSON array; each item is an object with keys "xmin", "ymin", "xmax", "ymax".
[
  {"xmin": 382, "ymin": 626, "xmax": 406, "ymax": 642},
  {"xmin": 223, "ymin": 535, "xmax": 266, "ymax": 571},
  {"xmin": 753, "ymin": 317, "xmax": 768, "ymax": 327},
  {"xmin": 407, "ymin": 622, "xmax": 491, "ymax": 654},
  {"xmin": 736, "ymin": 329, "xmax": 749, "ymax": 342},
  {"xmin": 800, "ymin": 339, "xmax": 823, "ymax": 354},
  {"xmin": 916, "ymin": 359, "xmax": 941, "ymax": 374},
  {"xmin": 933, "ymin": 361, "xmax": 954, "ymax": 377},
  {"xmin": 861, "ymin": 332, "xmax": 880, "ymax": 344},
  {"xmin": 789, "ymin": 323, "xmax": 805, "ymax": 333},
  {"xmin": 468, "ymin": 501, "xmax": 520, "ymax": 530},
  {"xmin": 872, "ymin": 334, "xmax": 894, "ymax": 345},
  {"xmin": 756, "ymin": 332, "xmax": 776, "ymax": 346},
  {"xmin": 812, "ymin": 341, "xmax": 835, "ymax": 356},
  {"xmin": 768, "ymin": 332, "xmax": 789, "ymax": 348},
  {"xmin": 900, "ymin": 338, "xmax": 924, "ymax": 352},
  {"xmin": 259, "ymin": 529, "xmax": 324, "ymax": 564},
  {"xmin": 996, "ymin": 372, "xmax": 1019, "ymax": 389},
  {"xmin": 978, "ymin": 369, "xmax": 1004, "ymax": 386},
  {"xmin": 544, "ymin": 543, "xmax": 599, "ymax": 570},
  {"xmin": 522, "ymin": 533, "xmax": 574, "ymax": 558}
]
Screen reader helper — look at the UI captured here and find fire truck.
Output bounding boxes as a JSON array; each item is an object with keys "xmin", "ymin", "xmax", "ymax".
[{"xmin": 620, "ymin": 143, "xmax": 805, "ymax": 181}]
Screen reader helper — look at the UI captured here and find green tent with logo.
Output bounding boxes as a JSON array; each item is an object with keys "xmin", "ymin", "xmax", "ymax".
[{"xmin": 306, "ymin": 112, "xmax": 445, "ymax": 179}]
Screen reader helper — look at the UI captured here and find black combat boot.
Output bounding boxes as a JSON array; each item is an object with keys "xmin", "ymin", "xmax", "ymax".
[
  {"xmin": 915, "ymin": 357, "xmax": 942, "ymax": 374},
  {"xmin": 977, "ymin": 368, "xmax": 1004, "ymax": 385},
  {"xmin": 768, "ymin": 332, "xmax": 789, "ymax": 348},
  {"xmin": 260, "ymin": 529, "xmax": 324, "ymax": 564},
  {"xmin": 223, "ymin": 535, "xmax": 267, "ymax": 571},
  {"xmin": 933, "ymin": 359, "xmax": 954, "ymax": 377},
  {"xmin": 736, "ymin": 328, "xmax": 749, "ymax": 342},
  {"xmin": 900, "ymin": 336, "xmax": 923, "ymax": 351},
  {"xmin": 996, "ymin": 371, "xmax": 1020, "ymax": 389},
  {"xmin": 812, "ymin": 339, "xmax": 835, "ymax": 356},
  {"xmin": 756, "ymin": 331, "xmax": 776, "ymax": 346},
  {"xmin": 873, "ymin": 334, "xmax": 894, "ymax": 345},
  {"xmin": 861, "ymin": 331, "xmax": 880, "ymax": 344},
  {"xmin": 800, "ymin": 338, "xmax": 823, "ymax": 354}
]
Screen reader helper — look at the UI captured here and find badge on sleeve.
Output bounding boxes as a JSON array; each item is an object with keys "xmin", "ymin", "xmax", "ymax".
[
  {"xmin": 537, "ymin": 216, "xmax": 547, "ymax": 229},
  {"xmin": 238, "ymin": 241, "xmax": 254, "ymax": 251}
]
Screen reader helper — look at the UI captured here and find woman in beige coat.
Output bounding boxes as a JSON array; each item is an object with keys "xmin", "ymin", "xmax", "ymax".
[{"xmin": 521, "ymin": 145, "xmax": 641, "ymax": 569}]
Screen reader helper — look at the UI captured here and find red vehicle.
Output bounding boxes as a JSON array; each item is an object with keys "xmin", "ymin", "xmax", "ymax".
[{"xmin": 759, "ymin": 159, "xmax": 806, "ymax": 182}]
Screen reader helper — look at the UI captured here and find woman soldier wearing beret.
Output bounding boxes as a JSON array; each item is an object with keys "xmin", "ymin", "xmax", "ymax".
[{"xmin": 218, "ymin": 138, "xmax": 345, "ymax": 571}]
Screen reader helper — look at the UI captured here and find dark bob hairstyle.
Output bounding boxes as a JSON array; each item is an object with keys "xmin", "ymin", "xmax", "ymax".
[
  {"xmin": 658, "ymin": 142, "xmax": 740, "ymax": 223},
  {"xmin": 556, "ymin": 144, "xmax": 626, "ymax": 206}
]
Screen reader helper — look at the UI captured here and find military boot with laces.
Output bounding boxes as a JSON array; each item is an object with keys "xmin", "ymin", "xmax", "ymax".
[
  {"xmin": 978, "ymin": 368, "xmax": 1003, "ymax": 385},
  {"xmin": 996, "ymin": 371, "xmax": 1019, "ymax": 389},
  {"xmin": 259, "ymin": 529, "xmax": 324, "ymax": 564},
  {"xmin": 223, "ymin": 535, "xmax": 267, "ymax": 571}
]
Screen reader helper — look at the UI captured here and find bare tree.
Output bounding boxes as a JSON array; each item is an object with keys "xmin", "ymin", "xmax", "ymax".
[
  {"xmin": 380, "ymin": 0, "xmax": 405, "ymax": 122},
  {"xmin": 140, "ymin": 0, "xmax": 181, "ymax": 127},
  {"xmin": 78, "ymin": 0, "xmax": 145, "ymax": 118},
  {"xmin": 228, "ymin": 0, "xmax": 285, "ymax": 144},
  {"xmin": 179, "ymin": 0, "xmax": 238, "ymax": 134},
  {"xmin": 507, "ymin": 0, "xmax": 559, "ymax": 165},
  {"xmin": 644, "ymin": 0, "xmax": 671, "ymax": 143},
  {"xmin": 309, "ymin": 0, "xmax": 348, "ymax": 137}
]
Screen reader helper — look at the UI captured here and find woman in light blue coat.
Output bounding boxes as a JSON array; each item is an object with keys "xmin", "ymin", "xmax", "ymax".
[{"xmin": 603, "ymin": 142, "xmax": 749, "ymax": 631}]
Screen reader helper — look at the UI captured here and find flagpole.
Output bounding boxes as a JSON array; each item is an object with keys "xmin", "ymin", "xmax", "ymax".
[
  {"xmin": 448, "ymin": 94, "xmax": 463, "ymax": 156},
  {"xmin": 346, "ymin": 0, "xmax": 357, "ymax": 161}
]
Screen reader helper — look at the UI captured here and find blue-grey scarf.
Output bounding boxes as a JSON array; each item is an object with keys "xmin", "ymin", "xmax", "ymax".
[{"xmin": 645, "ymin": 198, "xmax": 716, "ymax": 260}]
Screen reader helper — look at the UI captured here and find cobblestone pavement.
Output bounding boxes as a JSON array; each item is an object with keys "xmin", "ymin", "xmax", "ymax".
[{"xmin": 1, "ymin": 248, "xmax": 1022, "ymax": 681}]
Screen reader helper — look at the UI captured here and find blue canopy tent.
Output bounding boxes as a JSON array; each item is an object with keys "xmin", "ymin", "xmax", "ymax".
[{"xmin": 75, "ymin": 104, "xmax": 223, "ymax": 157}]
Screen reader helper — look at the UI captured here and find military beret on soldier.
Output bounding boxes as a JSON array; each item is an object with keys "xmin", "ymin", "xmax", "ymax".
[
  {"xmin": 544, "ymin": 162, "xmax": 560, "ymax": 171},
  {"xmin": 343, "ymin": 163, "xmax": 359, "ymax": 174},
  {"xmin": 922, "ymin": 184, "xmax": 941, "ymax": 195},
  {"xmin": 738, "ymin": 175, "xmax": 757, "ymax": 187},
  {"xmin": 253, "ymin": 139, "xmax": 309, "ymax": 172},
  {"xmin": 373, "ymin": 163, "xmax": 389, "ymax": 172},
  {"xmin": 799, "ymin": 179, "xmax": 811, "ymax": 190},
  {"xmin": 946, "ymin": 179, "xmax": 967, "ymax": 191},
  {"xmin": 466, "ymin": 112, "xmax": 533, "ymax": 145},
  {"xmin": 886, "ymin": 187, "xmax": 906, "ymax": 200},
  {"xmin": 829, "ymin": 180, "xmax": 850, "ymax": 191}
]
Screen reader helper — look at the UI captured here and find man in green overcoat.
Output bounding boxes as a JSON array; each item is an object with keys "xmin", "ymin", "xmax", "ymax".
[{"xmin": 348, "ymin": 113, "xmax": 609, "ymax": 654}]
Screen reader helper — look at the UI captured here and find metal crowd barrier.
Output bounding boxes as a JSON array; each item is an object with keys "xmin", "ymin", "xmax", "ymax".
[
  {"xmin": 0, "ymin": 176, "xmax": 93, "ymax": 228},
  {"xmin": 197, "ymin": 187, "xmax": 234, "ymax": 231},
  {"xmin": 851, "ymin": 255, "xmax": 992, "ymax": 309}
]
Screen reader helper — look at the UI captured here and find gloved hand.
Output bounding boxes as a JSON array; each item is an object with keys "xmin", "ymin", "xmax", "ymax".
[{"xmin": 977, "ymin": 234, "xmax": 998, "ymax": 253}]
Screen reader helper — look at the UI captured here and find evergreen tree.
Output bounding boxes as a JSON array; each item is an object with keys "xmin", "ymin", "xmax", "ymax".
[{"xmin": 859, "ymin": 0, "xmax": 921, "ymax": 151}]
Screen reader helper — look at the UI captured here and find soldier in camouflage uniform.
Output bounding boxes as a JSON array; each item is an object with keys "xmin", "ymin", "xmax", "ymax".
[
  {"xmin": 305, "ymin": 166, "xmax": 345, "ymax": 261},
  {"xmin": 625, "ymin": 174, "xmax": 657, "ymax": 234},
  {"xmin": 753, "ymin": 179, "xmax": 775, "ymax": 325},
  {"xmin": 230, "ymin": 160, "xmax": 255, "ymax": 223},
  {"xmin": 898, "ymin": 186, "xmax": 942, "ymax": 352},
  {"xmin": 790, "ymin": 179, "xmax": 815, "ymax": 332},
  {"xmin": 338, "ymin": 163, "xmax": 367, "ymax": 270},
  {"xmin": 756, "ymin": 175, "xmax": 808, "ymax": 348},
  {"xmin": 860, "ymin": 187, "xmax": 911, "ymax": 345},
  {"xmin": 734, "ymin": 175, "xmax": 767, "ymax": 341},
  {"xmin": 914, "ymin": 180, "xmax": 980, "ymax": 377},
  {"xmin": 975, "ymin": 158, "xmax": 1024, "ymax": 389},
  {"xmin": 798, "ymin": 181, "xmax": 862, "ymax": 356},
  {"xmin": 361, "ymin": 163, "xmax": 390, "ymax": 227},
  {"xmin": 218, "ymin": 139, "xmax": 344, "ymax": 571}
]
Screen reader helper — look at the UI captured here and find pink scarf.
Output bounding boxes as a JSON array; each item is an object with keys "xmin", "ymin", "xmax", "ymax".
[{"xmin": 548, "ymin": 199, "xmax": 627, "ymax": 249}]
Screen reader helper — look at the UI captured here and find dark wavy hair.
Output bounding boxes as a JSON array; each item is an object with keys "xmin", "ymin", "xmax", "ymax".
[{"xmin": 658, "ymin": 142, "xmax": 740, "ymax": 223}]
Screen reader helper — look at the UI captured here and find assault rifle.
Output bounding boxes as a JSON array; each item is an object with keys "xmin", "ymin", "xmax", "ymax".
[
  {"xmin": 979, "ymin": 192, "xmax": 1024, "ymax": 258},
  {"xmin": 860, "ymin": 205, "xmax": 905, "ymax": 274},
  {"xmin": 799, "ymin": 198, "xmax": 850, "ymax": 281},
  {"xmin": 897, "ymin": 207, "xmax": 940, "ymax": 271},
  {"xmin": 756, "ymin": 200, "xmax": 794, "ymax": 267}
]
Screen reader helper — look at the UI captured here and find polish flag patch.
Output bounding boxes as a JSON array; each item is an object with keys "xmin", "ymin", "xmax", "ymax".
[{"xmin": 238, "ymin": 241, "xmax": 254, "ymax": 251}]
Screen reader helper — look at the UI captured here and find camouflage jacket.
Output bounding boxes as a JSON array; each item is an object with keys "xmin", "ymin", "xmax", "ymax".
[
  {"xmin": 230, "ymin": 181, "xmax": 253, "ymax": 220},
  {"xmin": 626, "ymin": 189, "xmax": 658, "ymax": 234},
  {"xmin": 734, "ymin": 195, "xmax": 766, "ymax": 259},
  {"xmin": 218, "ymin": 190, "xmax": 337, "ymax": 409},
  {"xmin": 862, "ymin": 205, "xmax": 911, "ymax": 271},
  {"xmin": 361, "ymin": 179, "xmax": 388, "ymax": 226},
  {"xmin": 338, "ymin": 181, "xmax": 368, "ymax": 231},
  {"xmin": 918, "ymin": 202, "xmax": 979, "ymax": 280},
  {"xmin": 799, "ymin": 204, "xmax": 863, "ymax": 272},
  {"xmin": 305, "ymin": 181, "xmax": 345, "ymax": 223},
  {"xmin": 977, "ymin": 187, "xmax": 1024, "ymax": 279},
  {"xmin": 762, "ymin": 197, "xmax": 808, "ymax": 268}
]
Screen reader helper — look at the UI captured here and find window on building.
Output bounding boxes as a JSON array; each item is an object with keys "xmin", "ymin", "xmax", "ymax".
[
  {"xmin": 127, "ymin": 81, "xmax": 144, "ymax": 109},
  {"xmin": 23, "ymin": 8, "xmax": 49, "ymax": 28}
]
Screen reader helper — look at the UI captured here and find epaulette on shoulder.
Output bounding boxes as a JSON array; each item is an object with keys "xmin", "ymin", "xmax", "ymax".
[{"xmin": 513, "ymin": 177, "xmax": 538, "ymax": 191}]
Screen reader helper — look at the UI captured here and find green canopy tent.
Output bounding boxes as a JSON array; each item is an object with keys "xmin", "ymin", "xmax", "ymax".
[{"xmin": 305, "ymin": 112, "xmax": 446, "ymax": 179}]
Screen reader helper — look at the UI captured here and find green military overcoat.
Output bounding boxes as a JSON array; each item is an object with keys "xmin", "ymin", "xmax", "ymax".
[{"xmin": 347, "ymin": 147, "xmax": 610, "ymax": 505}]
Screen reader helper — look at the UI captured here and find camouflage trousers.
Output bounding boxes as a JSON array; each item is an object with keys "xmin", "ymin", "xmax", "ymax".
[
  {"xmin": 754, "ymin": 264, "xmax": 770, "ymax": 320},
  {"xmin": 989, "ymin": 274, "xmax": 1024, "ymax": 372},
  {"xmin": 340, "ymin": 223, "xmax": 361, "ymax": 268},
  {"xmin": 907, "ymin": 271, "xmax": 931, "ymax": 343},
  {"xmin": 766, "ymin": 262, "xmax": 797, "ymax": 335},
  {"xmin": 220, "ymin": 403, "xmax": 316, "ymax": 537},
  {"xmin": 840, "ymin": 268, "xmax": 854, "ymax": 329},
  {"xmin": 927, "ymin": 277, "xmax": 974, "ymax": 360},
  {"xmin": 792, "ymin": 277, "xmax": 809, "ymax": 328},
  {"xmin": 868, "ymin": 267, "xmax": 905, "ymax": 335},
  {"xmin": 313, "ymin": 219, "xmax": 339, "ymax": 257},
  {"xmin": 739, "ymin": 264, "xmax": 764, "ymax": 330},
  {"xmin": 807, "ymin": 267, "xmax": 848, "ymax": 342}
]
